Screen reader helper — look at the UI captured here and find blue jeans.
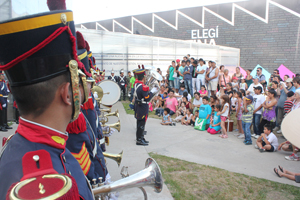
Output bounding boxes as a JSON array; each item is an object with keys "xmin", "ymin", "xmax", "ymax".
[
  {"xmin": 252, "ymin": 114, "xmax": 261, "ymax": 135},
  {"xmin": 242, "ymin": 121, "xmax": 252, "ymax": 143},
  {"xmin": 173, "ymin": 77, "xmax": 179, "ymax": 89},
  {"xmin": 184, "ymin": 79, "xmax": 193, "ymax": 97}
]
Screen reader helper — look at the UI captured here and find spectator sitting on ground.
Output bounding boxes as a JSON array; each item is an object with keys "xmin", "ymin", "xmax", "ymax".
[
  {"xmin": 199, "ymin": 85, "xmax": 208, "ymax": 98},
  {"xmin": 181, "ymin": 108, "xmax": 193, "ymax": 125},
  {"xmin": 284, "ymin": 91, "xmax": 295, "ymax": 116},
  {"xmin": 198, "ymin": 96, "xmax": 212, "ymax": 130},
  {"xmin": 247, "ymin": 76, "xmax": 264, "ymax": 96},
  {"xmin": 175, "ymin": 102, "xmax": 187, "ymax": 118},
  {"xmin": 190, "ymin": 110, "xmax": 199, "ymax": 126},
  {"xmin": 207, "ymin": 104, "xmax": 221, "ymax": 134},
  {"xmin": 278, "ymin": 141, "xmax": 299, "ymax": 161},
  {"xmin": 182, "ymin": 91, "xmax": 192, "ymax": 102},
  {"xmin": 165, "ymin": 90, "xmax": 178, "ymax": 116},
  {"xmin": 178, "ymin": 85, "xmax": 188, "ymax": 97},
  {"xmin": 274, "ymin": 165, "xmax": 300, "ymax": 183},
  {"xmin": 255, "ymin": 124, "xmax": 279, "ymax": 152},
  {"xmin": 192, "ymin": 92, "xmax": 202, "ymax": 113},
  {"xmin": 161, "ymin": 108, "xmax": 174, "ymax": 126},
  {"xmin": 182, "ymin": 96, "xmax": 191, "ymax": 110},
  {"xmin": 155, "ymin": 92, "xmax": 168, "ymax": 116}
]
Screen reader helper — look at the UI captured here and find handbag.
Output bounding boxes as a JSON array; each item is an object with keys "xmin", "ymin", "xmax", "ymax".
[{"xmin": 194, "ymin": 117, "xmax": 207, "ymax": 131}]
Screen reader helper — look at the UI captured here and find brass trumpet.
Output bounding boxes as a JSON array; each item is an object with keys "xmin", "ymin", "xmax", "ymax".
[
  {"xmin": 103, "ymin": 151, "xmax": 123, "ymax": 167},
  {"xmin": 99, "ymin": 107, "xmax": 111, "ymax": 114},
  {"xmin": 102, "ymin": 120, "xmax": 121, "ymax": 133},
  {"xmin": 104, "ymin": 109, "xmax": 119, "ymax": 118}
]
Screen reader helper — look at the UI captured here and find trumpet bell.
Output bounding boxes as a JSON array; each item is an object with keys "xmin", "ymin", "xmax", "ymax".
[
  {"xmin": 104, "ymin": 109, "xmax": 119, "ymax": 118},
  {"xmin": 92, "ymin": 158, "xmax": 163, "ymax": 195},
  {"xmin": 103, "ymin": 150, "xmax": 123, "ymax": 167},
  {"xmin": 104, "ymin": 120, "xmax": 120, "ymax": 132},
  {"xmin": 91, "ymin": 86, "xmax": 103, "ymax": 102}
]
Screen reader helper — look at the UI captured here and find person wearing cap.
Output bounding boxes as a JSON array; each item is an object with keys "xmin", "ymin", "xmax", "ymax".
[
  {"xmin": 196, "ymin": 58, "xmax": 207, "ymax": 92},
  {"xmin": 0, "ymin": 3, "xmax": 94, "ymax": 199},
  {"xmin": 205, "ymin": 60, "xmax": 219, "ymax": 96},
  {"xmin": 118, "ymin": 69, "xmax": 127, "ymax": 101},
  {"xmin": 252, "ymin": 86, "xmax": 266, "ymax": 139},
  {"xmin": 274, "ymin": 78, "xmax": 296, "ymax": 134},
  {"xmin": 134, "ymin": 69, "xmax": 157, "ymax": 145},
  {"xmin": 246, "ymin": 76, "xmax": 264, "ymax": 96},
  {"xmin": 108, "ymin": 69, "xmax": 119, "ymax": 82},
  {"xmin": 241, "ymin": 95, "xmax": 254, "ymax": 145}
]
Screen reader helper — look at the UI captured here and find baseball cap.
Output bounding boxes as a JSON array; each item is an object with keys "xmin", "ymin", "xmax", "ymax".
[
  {"xmin": 210, "ymin": 60, "xmax": 216, "ymax": 64},
  {"xmin": 176, "ymin": 59, "xmax": 180, "ymax": 62},
  {"xmin": 232, "ymin": 77, "xmax": 238, "ymax": 80},
  {"xmin": 245, "ymin": 95, "xmax": 253, "ymax": 102},
  {"xmin": 286, "ymin": 78, "xmax": 293, "ymax": 83}
]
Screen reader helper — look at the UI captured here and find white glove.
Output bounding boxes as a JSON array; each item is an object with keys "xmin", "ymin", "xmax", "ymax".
[
  {"xmin": 2, "ymin": 104, "xmax": 6, "ymax": 108},
  {"xmin": 102, "ymin": 126, "xmax": 116, "ymax": 137},
  {"xmin": 151, "ymin": 87, "xmax": 158, "ymax": 94},
  {"xmin": 93, "ymin": 92, "xmax": 98, "ymax": 99}
]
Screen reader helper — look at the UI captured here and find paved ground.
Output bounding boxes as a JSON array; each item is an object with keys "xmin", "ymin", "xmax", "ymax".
[{"xmin": 1, "ymin": 102, "xmax": 299, "ymax": 199}]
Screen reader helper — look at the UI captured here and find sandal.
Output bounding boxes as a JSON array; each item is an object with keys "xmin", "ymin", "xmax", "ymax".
[
  {"xmin": 219, "ymin": 134, "xmax": 224, "ymax": 138},
  {"xmin": 274, "ymin": 168, "xmax": 281, "ymax": 178},
  {"xmin": 223, "ymin": 135, "xmax": 228, "ymax": 139},
  {"xmin": 278, "ymin": 165, "xmax": 284, "ymax": 173}
]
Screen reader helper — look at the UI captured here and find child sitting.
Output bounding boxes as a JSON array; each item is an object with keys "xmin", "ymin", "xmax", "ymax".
[
  {"xmin": 161, "ymin": 108, "xmax": 175, "ymax": 126},
  {"xmin": 190, "ymin": 110, "xmax": 199, "ymax": 126},
  {"xmin": 175, "ymin": 102, "xmax": 187, "ymax": 122},
  {"xmin": 207, "ymin": 104, "xmax": 221, "ymax": 134},
  {"xmin": 181, "ymin": 109, "xmax": 193, "ymax": 125},
  {"xmin": 199, "ymin": 85, "xmax": 208, "ymax": 98},
  {"xmin": 198, "ymin": 96, "xmax": 212, "ymax": 130},
  {"xmin": 256, "ymin": 124, "xmax": 278, "ymax": 152}
]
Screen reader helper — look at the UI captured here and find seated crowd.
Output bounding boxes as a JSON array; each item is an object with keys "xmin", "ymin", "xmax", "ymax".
[{"xmin": 148, "ymin": 56, "xmax": 300, "ymax": 169}]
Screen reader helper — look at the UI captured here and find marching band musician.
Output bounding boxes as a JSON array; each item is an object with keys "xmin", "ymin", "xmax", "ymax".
[
  {"xmin": 134, "ymin": 68, "xmax": 158, "ymax": 146},
  {"xmin": 119, "ymin": 69, "xmax": 127, "ymax": 101},
  {"xmin": 0, "ymin": 1, "xmax": 94, "ymax": 199},
  {"xmin": 66, "ymin": 32, "xmax": 108, "ymax": 186},
  {"xmin": 108, "ymin": 69, "xmax": 119, "ymax": 82}
]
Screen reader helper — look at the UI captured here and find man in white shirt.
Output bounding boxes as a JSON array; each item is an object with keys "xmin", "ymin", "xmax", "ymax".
[
  {"xmin": 196, "ymin": 58, "xmax": 208, "ymax": 92},
  {"xmin": 252, "ymin": 86, "xmax": 266, "ymax": 139},
  {"xmin": 247, "ymin": 77, "xmax": 264, "ymax": 96}
]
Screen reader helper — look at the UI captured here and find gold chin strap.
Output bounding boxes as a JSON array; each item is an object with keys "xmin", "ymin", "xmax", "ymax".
[
  {"xmin": 81, "ymin": 76, "xmax": 89, "ymax": 104},
  {"xmin": 68, "ymin": 60, "xmax": 80, "ymax": 122}
]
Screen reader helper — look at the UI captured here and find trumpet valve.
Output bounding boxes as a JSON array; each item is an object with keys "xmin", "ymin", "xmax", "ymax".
[
  {"xmin": 98, "ymin": 177, "xmax": 104, "ymax": 187},
  {"xmin": 92, "ymin": 178, "xmax": 97, "ymax": 188}
]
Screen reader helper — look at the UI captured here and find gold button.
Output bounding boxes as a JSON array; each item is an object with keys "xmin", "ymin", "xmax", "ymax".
[
  {"xmin": 63, "ymin": 155, "xmax": 66, "ymax": 163},
  {"xmin": 68, "ymin": 170, "xmax": 71, "ymax": 175}
]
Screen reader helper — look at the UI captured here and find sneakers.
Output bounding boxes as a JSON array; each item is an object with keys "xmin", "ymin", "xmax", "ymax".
[
  {"xmin": 237, "ymin": 134, "xmax": 245, "ymax": 139},
  {"xmin": 172, "ymin": 122, "xmax": 176, "ymax": 126},
  {"xmin": 273, "ymin": 127, "xmax": 279, "ymax": 132},
  {"xmin": 245, "ymin": 141, "xmax": 252, "ymax": 145},
  {"xmin": 259, "ymin": 148, "xmax": 266, "ymax": 153},
  {"xmin": 254, "ymin": 144, "xmax": 259, "ymax": 149},
  {"xmin": 285, "ymin": 153, "xmax": 300, "ymax": 161},
  {"xmin": 254, "ymin": 135, "xmax": 260, "ymax": 139},
  {"xmin": 251, "ymin": 134, "xmax": 256, "ymax": 137},
  {"xmin": 277, "ymin": 130, "xmax": 282, "ymax": 134},
  {"xmin": 233, "ymin": 133, "xmax": 240, "ymax": 136}
]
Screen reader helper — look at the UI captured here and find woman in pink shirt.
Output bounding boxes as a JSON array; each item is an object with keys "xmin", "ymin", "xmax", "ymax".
[
  {"xmin": 165, "ymin": 90, "xmax": 178, "ymax": 115},
  {"xmin": 199, "ymin": 85, "xmax": 208, "ymax": 98}
]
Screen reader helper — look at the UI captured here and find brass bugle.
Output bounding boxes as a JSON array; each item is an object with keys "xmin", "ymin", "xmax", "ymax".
[
  {"xmin": 100, "ymin": 107, "xmax": 111, "ymax": 114},
  {"xmin": 93, "ymin": 158, "xmax": 163, "ymax": 197},
  {"xmin": 103, "ymin": 150, "xmax": 123, "ymax": 167},
  {"xmin": 104, "ymin": 109, "xmax": 119, "ymax": 118},
  {"xmin": 103, "ymin": 120, "xmax": 120, "ymax": 132}
]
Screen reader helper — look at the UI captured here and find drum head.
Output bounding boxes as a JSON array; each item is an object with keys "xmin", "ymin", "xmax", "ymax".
[
  {"xmin": 99, "ymin": 80, "xmax": 121, "ymax": 106},
  {"xmin": 281, "ymin": 108, "xmax": 300, "ymax": 148}
]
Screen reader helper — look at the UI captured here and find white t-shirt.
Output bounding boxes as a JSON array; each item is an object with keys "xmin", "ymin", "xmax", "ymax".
[
  {"xmin": 240, "ymin": 82, "xmax": 247, "ymax": 90},
  {"xmin": 193, "ymin": 98, "xmax": 203, "ymax": 106},
  {"xmin": 221, "ymin": 103, "xmax": 229, "ymax": 117},
  {"xmin": 253, "ymin": 94, "xmax": 266, "ymax": 114},
  {"xmin": 231, "ymin": 97, "xmax": 237, "ymax": 107},
  {"xmin": 247, "ymin": 83, "xmax": 264, "ymax": 96},
  {"xmin": 232, "ymin": 82, "xmax": 239, "ymax": 91},
  {"xmin": 263, "ymin": 132, "xmax": 279, "ymax": 150},
  {"xmin": 196, "ymin": 65, "xmax": 208, "ymax": 80}
]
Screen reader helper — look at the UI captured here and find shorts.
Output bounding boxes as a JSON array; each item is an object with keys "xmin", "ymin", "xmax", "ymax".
[
  {"xmin": 262, "ymin": 141, "xmax": 275, "ymax": 152},
  {"xmin": 208, "ymin": 81, "xmax": 218, "ymax": 91},
  {"xmin": 287, "ymin": 144, "xmax": 293, "ymax": 151},
  {"xmin": 295, "ymin": 175, "xmax": 300, "ymax": 183},
  {"xmin": 221, "ymin": 116, "xmax": 228, "ymax": 122}
]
